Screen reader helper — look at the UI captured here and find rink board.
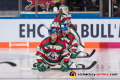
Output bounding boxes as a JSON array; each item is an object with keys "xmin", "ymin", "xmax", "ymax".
[{"xmin": 0, "ymin": 17, "xmax": 120, "ymax": 48}]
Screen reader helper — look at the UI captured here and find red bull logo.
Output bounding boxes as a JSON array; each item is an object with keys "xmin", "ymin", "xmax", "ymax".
[{"xmin": 25, "ymin": 0, "xmax": 55, "ymax": 10}]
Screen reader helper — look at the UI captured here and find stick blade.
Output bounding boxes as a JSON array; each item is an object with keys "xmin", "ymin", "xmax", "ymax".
[
  {"xmin": 77, "ymin": 49, "xmax": 96, "ymax": 58},
  {"xmin": 0, "ymin": 61, "xmax": 17, "ymax": 66},
  {"xmin": 85, "ymin": 61, "xmax": 97, "ymax": 69},
  {"xmin": 89, "ymin": 49, "xmax": 96, "ymax": 57}
]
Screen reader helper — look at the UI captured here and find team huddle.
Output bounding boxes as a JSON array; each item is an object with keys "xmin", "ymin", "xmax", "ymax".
[{"xmin": 35, "ymin": 4, "xmax": 89, "ymax": 72}]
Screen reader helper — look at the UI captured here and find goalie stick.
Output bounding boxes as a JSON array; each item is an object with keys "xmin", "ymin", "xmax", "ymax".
[
  {"xmin": 0, "ymin": 61, "xmax": 16, "ymax": 66},
  {"xmin": 32, "ymin": 61, "xmax": 97, "ymax": 70}
]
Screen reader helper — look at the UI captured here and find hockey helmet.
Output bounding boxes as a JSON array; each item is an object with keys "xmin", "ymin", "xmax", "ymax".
[
  {"xmin": 60, "ymin": 25, "xmax": 69, "ymax": 31},
  {"xmin": 48, "ymin": 28, "xmax": 58, "ymax": 35}
]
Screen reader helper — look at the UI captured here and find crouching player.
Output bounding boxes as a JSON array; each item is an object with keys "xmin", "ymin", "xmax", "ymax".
[
  {"xmin": 36, "ymin": 28, "xmax": 71, "ymax": 72},
  {"xmin": 58, "ymin": 25, "xmax": 89, "ymax": 58}
]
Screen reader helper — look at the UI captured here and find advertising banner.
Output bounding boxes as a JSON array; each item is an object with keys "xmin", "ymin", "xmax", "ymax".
[{"xmin": 0, "ymin": 18, "xmax": 120, "ymax": 48}]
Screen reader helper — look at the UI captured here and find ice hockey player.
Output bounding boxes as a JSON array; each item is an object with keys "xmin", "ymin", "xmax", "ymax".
[
  {"xmin": 35, "ymin": 28, "xmax": 71, "ymax": 72},
  {"xmin": 51, "ymin": 4, "xmax": 71, "ymax": 30},
  {"xmin": 51, "ymin": 4, "xmax": 84, "ymax": 51},
  {"xmin": 58, "ymin": 25, "xmax": 89, "ymax": 58}
]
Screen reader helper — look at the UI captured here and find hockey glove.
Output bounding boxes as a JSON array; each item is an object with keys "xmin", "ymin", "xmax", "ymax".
[
  {"xmin": 61, "ymin": 62, "xmax": 69, "ymax": 72},
  {"xmin": 37, "ymin": 62, "xmax": 46, "ymax": 72},
  {"xmin": 70, "ymin": 51, "xmax": 80, "ymax": 59},
  {"xmin": 70, "ymin": 53, "xmax": 76, "ymax": 59}
]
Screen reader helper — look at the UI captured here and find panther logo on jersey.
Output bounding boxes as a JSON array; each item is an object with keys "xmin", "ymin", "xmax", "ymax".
[{"xmin": 47, "ymin": 52, "xmax": 59, "ymax": 60}]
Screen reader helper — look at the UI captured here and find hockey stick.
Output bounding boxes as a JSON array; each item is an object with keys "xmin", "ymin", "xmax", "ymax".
[
  {"xmin": 50, "ymin": 61, "xmax": 97, "ymax": 70},
  {"xmin": 0, "ymin": 61, "xmax": 16, "ymax": 66},
  {"xmin": 32, "ymin": 61, "xmax": 97, "ymax": 70},
  {"xmin": 76, "ymin": 49, "xmax": 96, "ymax": 58},
  {"xmin": 40, "ymin": 21, "xmax": 49, "ymax": 29},
  {"xmin": 33, "ymin": 49, "xmax": 96, "ymax": 67}
]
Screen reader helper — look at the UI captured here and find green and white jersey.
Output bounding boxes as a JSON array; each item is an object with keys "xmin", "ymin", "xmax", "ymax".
[
  {"xmin": 58, "ymin": 31, "xmax": 78, "ymax": 52},
  {"xmin": 51, "ymin": 12, "xmax": 71, "ymax": 30},
  {"xmin": 36, "ymin": 37, "xmax": 70, "ymax": 66}
]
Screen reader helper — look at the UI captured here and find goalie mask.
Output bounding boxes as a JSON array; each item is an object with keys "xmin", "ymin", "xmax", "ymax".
[{"xmin": 59, "ymin": 4, "xmax": 69, "ymax": 15}]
